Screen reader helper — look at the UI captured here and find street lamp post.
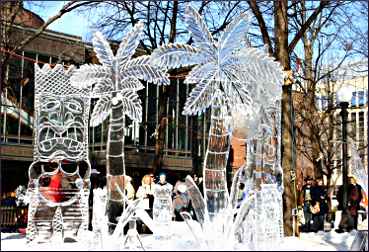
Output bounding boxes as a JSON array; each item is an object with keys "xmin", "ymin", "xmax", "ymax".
[{"xmin": 337, "ymin": 86, "xmax": 353, "ymax": 216}]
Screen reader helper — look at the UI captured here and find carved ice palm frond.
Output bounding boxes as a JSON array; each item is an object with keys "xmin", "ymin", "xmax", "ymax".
[
  {"xmin": 119, "ymin": 78, "xmax": 145, "ymax": 91},
  {"xmin": 237, "ymin": 47, "xmax": 284, "ymax": 88},
  {"xmin": 184, "ymin": 63, "xmax": 216, "ymax": 84},
  {"xmin": 92, "ymin": 78, "xmax": 114, "ymax": 97},
  {"xmin": 116, "ymin": 22, "xmax": 144, "ymax": 66},
  {"xmin": 119, "ymin": 90, "xmax": 143, "ymax": 122},
  {"xmin": 185, "ymin": 175, "xmax": 207, "ymax": 226},
  {"xmin": 185, "ymin": 6, "xmax": 215, "ymax": 46},
  {"xmin": 90, "ymin": 96, "xmax": 111, "ymax": 127},
  {"xmin": 150, "ymin": 43, "xmax": 201, "ymax": 69},
  {"xmin": 121, "ymin": 55, "xmax": 170, "ymax": 85},
  {"xmin": 182, "ymin": 77, "xmax": 216, "ymax": 116},
  {"xmin": 218, "ymin": 13, "xmax": 250, "ymax": 63},
  {"xmin": 70, "ymin": 64, "xmax": 112, "ymax": 89},
  {"xmin": 93, "ymin": 31, "xmax": 115, "ymax": 66}
]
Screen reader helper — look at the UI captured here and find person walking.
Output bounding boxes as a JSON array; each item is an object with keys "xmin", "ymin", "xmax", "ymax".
[
  {"xmin": 311, "ymin": 178, "xmax": 328, "ymax": 232},
  {"xmin": 347, "ymin": 176, "xmax": 364, "ymax": 230},
  {"xmin": 301, "ymin": 177, "xmax": 315, "ymax": 232},
  {"xmin": 336, "ymin": 175, "xmax": 365, "ymax": 232}
]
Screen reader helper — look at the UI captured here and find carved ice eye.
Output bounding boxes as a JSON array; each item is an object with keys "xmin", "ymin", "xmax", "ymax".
[
  {"xmin": 42, "ymin": 99, "xmax": 60, "ymax": 112},
  {"xmin": 65, "ymin": 100, "xmax": 83, "ymax": 114}
]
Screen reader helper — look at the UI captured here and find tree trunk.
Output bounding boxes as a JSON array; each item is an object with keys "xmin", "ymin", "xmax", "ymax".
[
  {"xmin": 106, "ymin": 99, "xmax": 126, "ymax": 233},
  {"xmin": 203, "ymin": 95, "xmax": 231, "ymax": 221},
  {"xmin": 153, "ymin": 85, "xmax": 168, "ymax": 175},
  {"xmin": 274, "ymin": 0, "xmax": 296, "ymax": 237},
  {"xmin": 169, "ymin": 0, "xmax": 178, "ymax": 43}
]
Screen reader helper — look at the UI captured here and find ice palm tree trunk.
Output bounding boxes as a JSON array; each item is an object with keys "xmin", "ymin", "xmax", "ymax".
[
  {"xmin": 203, "ymin": 94, "xmax": 231, "ymax": 221},
  {"xmin": 106, "ymin": 98, "xmax": 126, "ymax": 233}
]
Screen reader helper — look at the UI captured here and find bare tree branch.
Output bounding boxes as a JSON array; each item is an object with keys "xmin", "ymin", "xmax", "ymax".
[
  {"xmin": 10, "ymin": 1, "xmax": 96, "ymax": 54},
  {"xmin": 288, "ymin": 0, "xmax": 330, "ymax": 53}
]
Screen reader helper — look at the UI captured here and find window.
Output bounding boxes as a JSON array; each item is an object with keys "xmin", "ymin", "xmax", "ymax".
[
  {"xmin": 351, "ymin": 91, "xmax": 368, "ymax": 106},
  {"xmin": 358, "ymin": 91, "xmax": 367, "ymax": 106},
  {"xmin": 315, "ymin": 96, "xmax": 328, "ymax": 110},
  {"xmin": 359, "ymin": 112, "xmax": 365, "ymax": 148},
  {"xmin": 321, "ymin": 96, "xmax": 328, "ymax": 110}
]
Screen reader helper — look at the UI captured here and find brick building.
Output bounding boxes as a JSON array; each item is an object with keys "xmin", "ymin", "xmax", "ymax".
[{"xmin": 0, "ymin": 4, "xmax": 204, "ymax": 194}]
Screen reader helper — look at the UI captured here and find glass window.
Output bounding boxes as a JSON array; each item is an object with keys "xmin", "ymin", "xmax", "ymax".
[
  {"xmin": 321, "ymin": 96, "xmax": 328, "ymax": 110},
  {"xmin": 359, "ymin": 112, "xmax": 364, "ymax": 148},
  {"xmin": 315, "ymin": 97, "xmax": 321, "ymax": 110},
  {"xmin": 351, "ymin": 91, "xmax": 357, "ymax": 106},
  {"xmin": 351, "ymin": 90, "xmax": 367, "ymax": 106},
  {"xmin": 350, "ymin": 112, "xmax": 356, "ymax": 135},
  {"xmin": 357, "ymin": 91, "xmax": 367, "ymax": 106}
]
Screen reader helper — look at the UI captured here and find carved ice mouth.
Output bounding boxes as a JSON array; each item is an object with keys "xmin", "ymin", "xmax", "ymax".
[{"xmin": 38, "ymin": 124, "xmax": 84, "ymax": 153}]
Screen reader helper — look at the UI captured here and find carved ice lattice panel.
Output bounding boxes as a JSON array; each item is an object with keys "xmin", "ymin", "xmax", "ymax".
[
  {"xmin": 350, "ymin": 143, "xmax": 368, "ymax": 194},
  {"xmin": 27, "ymin": 64, "xmax": 91, "ymax": 243},
  {"xmin": 254, "ymin": 184, "xmax": 284, "ymax": 250},
  {"xmin": 34, "ymin": 64, "xmax": 90, "ymax": 162}
]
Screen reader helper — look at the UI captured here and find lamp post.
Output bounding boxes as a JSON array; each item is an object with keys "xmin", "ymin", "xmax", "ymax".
[{"xmin": 336, "ymin": 86, "xmax": 353, "ymax": 214}]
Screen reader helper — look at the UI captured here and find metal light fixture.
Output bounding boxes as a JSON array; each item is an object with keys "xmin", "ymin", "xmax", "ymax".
[{"xmin": 336, "ymin": 85, "xmax": 353, "ymax": 227}]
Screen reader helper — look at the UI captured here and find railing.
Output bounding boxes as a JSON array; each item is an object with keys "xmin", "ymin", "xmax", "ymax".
[
  {"xmin": 90, "ymin": 143, "xmax": 192, "ymax": 157},
  {"xmin": 1, "ymin": 135, "xmax": 192, "ymax": 163},
  {"xmin": 0, "ymin": 206, "xmax": 27, "ymax": 232},
  {"xmin": 0, "ymin": 135, "xmax": 33, "ymax": 145}
]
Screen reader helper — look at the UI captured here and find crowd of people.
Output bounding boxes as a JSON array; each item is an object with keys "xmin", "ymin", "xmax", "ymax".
[
  {"xmin": 299, "ymin": 176, "xmax": 367, "ymax": 233},
  {"xmin": 89, "ymin": 171, "xmax": 201, "ymax": 233},
  {"xmin": 5, "ymin": 170, "xmax": 367, "ymax": 235}
]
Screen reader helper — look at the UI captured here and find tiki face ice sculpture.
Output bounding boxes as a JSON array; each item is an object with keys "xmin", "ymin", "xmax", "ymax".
[{"xmin": 27, "ymin": 64, "xmax": 91, "ymax": 243}]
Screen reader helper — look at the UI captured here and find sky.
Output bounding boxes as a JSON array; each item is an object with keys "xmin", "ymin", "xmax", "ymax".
[
  {"xmin": 24, "ymin": 1, "xmax": 94, "ymax": 41},
  {"xmin": 24, "ymin": 1, "xmax": 367, "ymax": 68}
]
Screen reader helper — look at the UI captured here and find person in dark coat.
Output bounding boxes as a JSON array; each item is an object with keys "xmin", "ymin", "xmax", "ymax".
[
  {"xmin": 336, "ymin": 176, "xmax": 364, "ymax": 232},
  {"xmin": 301, "ymin": 177, "xmax": 315, "ymax": 232},
  {"xmin": 347, "ymin": 176, "xmax": 364, "ymax": 230},
  {"xmin": 311, "ymin": 178, "xmax": 328, "ymax": 232}
]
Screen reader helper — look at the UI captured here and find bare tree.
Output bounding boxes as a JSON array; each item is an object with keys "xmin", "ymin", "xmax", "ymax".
[
  {"xmin": 290, "ymin": 0, "xmax": 367, "ymax": 218},
  {"xmin": 243, "ymin": 0, "xmax": 363, "ymax": 236},
  {"xmin": 0, "ymin": 0, "xmax": 95, "ymax": 96},
  {"xmin": 81, "ymin": 0, "xmax": 251, "ymax": 175}
]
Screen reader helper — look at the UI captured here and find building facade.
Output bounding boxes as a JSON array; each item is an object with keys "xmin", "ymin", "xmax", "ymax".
[
  {"xmin": 1, "ymin": 5, "xmax": 217, "ymax": 194},
  {"xmin": 294, "ymin": 60, "xmax": 368, "ymax": 189}
]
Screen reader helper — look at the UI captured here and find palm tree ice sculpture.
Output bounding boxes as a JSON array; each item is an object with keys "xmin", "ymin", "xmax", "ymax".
[
  {"xmin": 151, "ymin": 5, "xmax": 284, "ymax": 249},
  {"xmin": 71, "ymin": 22, "xmax": 169, "ymax": 233},
  {"xmin": 151, "ymin": 5, "xmax": 253, "ymax": 222}
]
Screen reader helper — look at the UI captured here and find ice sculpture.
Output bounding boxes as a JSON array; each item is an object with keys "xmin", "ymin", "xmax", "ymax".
[
  {"xmin": 71, "ymin": 22, "xmax": 169, "ymax": 233},
  {"xmin": 349, "ymin": 141, "xmax": 368, "ymax": 251},
  {"xmin": 350, "ymin": 142, "xmax": 368, "ymax": 194},
  {"xmin": 151, "ymin": 5, "xmax": 284, "ymax": 249},
  {"xmin": 152, "ymin": 183, "xmax": 173, "ymax": 240},
  {"xmin": 151, "ymin": 5, "xmax": 252, "ymax": 221},
  {"xmin": 26, "ymin": 64, "xmax": 91, "ymax": 243}
]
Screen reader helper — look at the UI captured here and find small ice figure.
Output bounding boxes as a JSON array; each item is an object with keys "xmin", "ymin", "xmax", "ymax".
[{"xmin": 153, "ymin": 183, "xmax": 173, "ymax": 240}]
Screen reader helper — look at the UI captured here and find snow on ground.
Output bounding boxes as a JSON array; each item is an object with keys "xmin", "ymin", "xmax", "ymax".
[{"xmin": 1, "ymin": 230, "xmax": 358, "ymax": 251}]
